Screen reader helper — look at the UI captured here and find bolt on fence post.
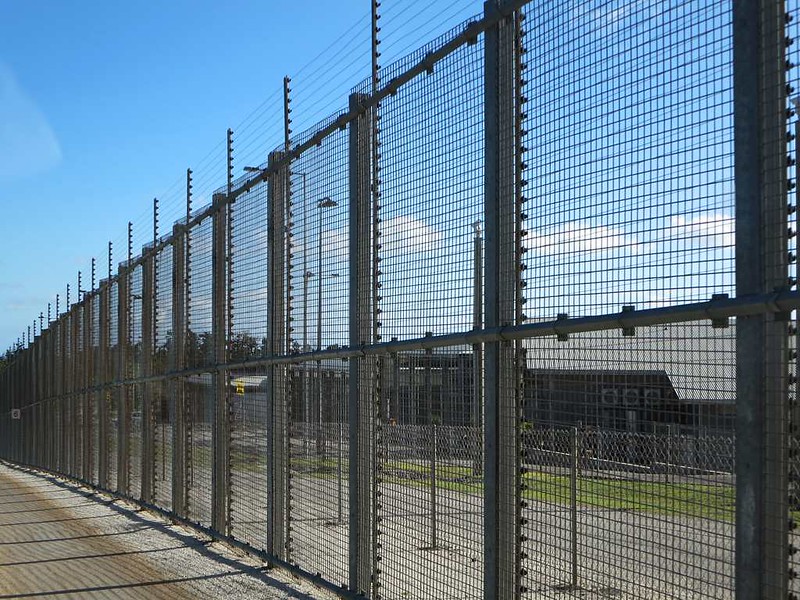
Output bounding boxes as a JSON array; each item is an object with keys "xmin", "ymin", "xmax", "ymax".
[
  {"xmin": 484, "ymin": 1, "xmax": 521, "ymax": 598},
  {"xmin": 172, "ymin": 223, "xmax": 188, "ymax": 517},
  {"xmin": 266, "ymin": 152, "xmax": 288, "ymax": 561},
  {"xmin": 348, "ymin": 91, "xmax": 376, "ymax": 597},
  {"xmin": 733, "ymin": 0, "xmax": 790, "ymax": 597}
]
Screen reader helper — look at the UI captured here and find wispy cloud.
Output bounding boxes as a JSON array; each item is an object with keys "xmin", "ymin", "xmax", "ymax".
[
  {"xmin": 526, "ymin": 221, "xmax": 640, "ymax": 255},
  {"xmin": 669, "ymin": 213, "xmax": 734, "ymax": 247},
  {"xmin": 323, "ymin": 215, "xmax": 442, "ymax": 259},
  {"xmin": 0, "ymin": 62, "xmax": 62, "ymax": 182}
]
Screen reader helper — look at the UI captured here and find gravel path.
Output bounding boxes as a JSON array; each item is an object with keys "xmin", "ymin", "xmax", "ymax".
[{"xmin": 0, "ymin": 462, "xmax": 333, "ymax": 599}]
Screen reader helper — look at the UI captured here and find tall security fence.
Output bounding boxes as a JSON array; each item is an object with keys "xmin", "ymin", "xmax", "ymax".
[{"xmin": 2, "ymin": 1, "xmax": 800, "ymax": 598}]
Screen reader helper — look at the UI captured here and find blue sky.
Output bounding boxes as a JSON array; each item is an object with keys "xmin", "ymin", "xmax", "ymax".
[{"xmin": 0, "ymin": 0, "xmax": 482, "ymax": 349}]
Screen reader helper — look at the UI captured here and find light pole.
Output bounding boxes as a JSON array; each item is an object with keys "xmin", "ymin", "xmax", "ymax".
[
  {"xmin": 316, "ymin": 197, "xmax": 337, "ymax": 458},
  {"xmin": 471, "ymin": 220, "xmax": 483, "ymax": 476}
]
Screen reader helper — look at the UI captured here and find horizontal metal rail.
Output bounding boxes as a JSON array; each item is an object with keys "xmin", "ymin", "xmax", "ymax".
[{"xmin": 16, "ymin": 289, "xmax": 798, "ymax": 410}]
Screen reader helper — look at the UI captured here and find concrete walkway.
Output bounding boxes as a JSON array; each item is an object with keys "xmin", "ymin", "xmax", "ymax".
[{"xmin": 0, "ymin": 463, "xmax": 330, "ymax": 599}]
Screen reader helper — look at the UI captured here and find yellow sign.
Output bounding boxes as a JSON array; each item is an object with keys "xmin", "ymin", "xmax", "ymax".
[{"xmin": 235, "ymin": 380, "xmax": 245, "ymax": 395}]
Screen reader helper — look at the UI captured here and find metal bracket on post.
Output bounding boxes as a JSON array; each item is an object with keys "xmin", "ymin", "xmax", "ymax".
[
  {"xmin": 734, "ymin": 0, "xmax": 790, "ymax": 598},
  {"xmin": 211, "ymin": 193, "xmax": 230, "ymax": 535},
  {"xmin": 484, "ymin": 1, "xmax": 521, "ymax": 598},
  {"xmin": 172, "ymin": 224, "xmax": 188, "ymax": 517},
  {"xmin": 348, "ymin": 91, "xmax": 375, "ymax": 597},
  {"xmin": 266, "ymin": 152, "xmax": 288, "ymax": 560},
  {"xmin": 140, "ymin": 251, "xmax": 155, "ymax": 503},
  {"xmin": 117, "ymin": 265, "xmax": 130, "ymax": 495}
]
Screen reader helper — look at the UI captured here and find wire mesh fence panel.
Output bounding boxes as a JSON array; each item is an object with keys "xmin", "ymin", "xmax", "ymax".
[
  {"xmin": 107, "ymin": 282, "xmax": 119, "ymax": 490},
  {"xmin": 520, "ymin": 1, "xmax": 735, "ymax": 320},
  {"xmin": 153, "ymin": 246, "xmax": 174, "ymax": 510},
  {"xmin": 378, "ymin": 348, "xmax": 483, "ymax": 600},
  {"xmin": 186, "ymin": 216, "xmax": 214, "ymax": 525},
  {"xmin": 228, "ymin": 183, "xmax": 269, "ymax": 548},
  {"xmin": 378, "ymin": 20, "xmax": 484, "ymax": 344},
  {"xmin": 520, "ymin": 323, "xmax": 736, "ymax": 599},
  {"xmin": 284, "ymin": 121, "xmax": 351, "ymax": 584},
  {"xmin": 128, "ymin": 265, "xmax": 144, "ymax": 499}
]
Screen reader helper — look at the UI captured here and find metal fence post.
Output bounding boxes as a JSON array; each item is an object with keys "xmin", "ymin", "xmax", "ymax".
[
  {"xmin": 348, "ymin": 91, "xmax": 376, "ymax": 597},
  {"xmin": 267, "ymin": 152, "xmax": 288, "ymax": 560},
  {"xmin": 98, "ymin": 284, "xmax": 110, "ymax": 488},
  {"xmin": 172, "ymin": 223, "xmax": 188, "ymax": 516},
  {"xmin": 211, "ymin": 192, "xmax": 230, "ymax": 535},
  {"xmin": 83, "ymin": 296, "xmax": 93, "ymax": 482},
  {"xmin": 70, "ymin": 305, "xmax": 79, "ymax": 478},
  {"xmin": 140, "ymin": 251, "xmax": 155, "ymax": 503},
  {"xmin": 734, "ymin": 1, "xmax": 790, "ymax": 598},
  {"xmin": 484, "ymin": 1, "xmax": 520, "ymax": 598},
  {"xmin": 117, "ymin": 266, "xmax": 131, "ymax": 494}
]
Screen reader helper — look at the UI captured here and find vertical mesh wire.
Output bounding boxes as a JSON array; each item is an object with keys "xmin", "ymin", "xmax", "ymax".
[
  {"xmin": 108, "ymin": 282, "xmax": 119, "ymax": 490},
  {"xmin": 376, "ymin": 21, "xmax": 485, "ymax": 599},
  {"xmin": 519, "ymin": 2, "xmax": 737, "ymax": 597},
  {"xmin": 90, "ymin": 294, "xmax": 100, "ymax": 485},
  {"xmin": 153, "ymin": 246, "xmax": 174, "ymax": 510},
  {"xmin": 285, "ymin": 124, "xmax": 351, "ymax": 585},
  {"xmin": 129, "ymin": 265, "xmax": 143, "ymax": 499},
  {"xmin": 187, "ymin": 216, "xmax": 214, "ymax": 525},
  {"xmin": 229, "ymin": 182, "xmax": 270, "ymax": 548}
]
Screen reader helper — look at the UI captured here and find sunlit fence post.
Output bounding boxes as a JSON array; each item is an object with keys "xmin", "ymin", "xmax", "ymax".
[
  {"xmin": 172, "ymin": 223, "xmax": 188, "ymax": 517},
  {"xmin": 140, "ymin": 251, "xmax": 155, "ymax": 504},
  {"xmin": 733, "ymin": 0, "xmax": 791, "ymax": 597},
  {"xmin": 267, "ymin": 151, "xmax": 288, "ymax": 561}
]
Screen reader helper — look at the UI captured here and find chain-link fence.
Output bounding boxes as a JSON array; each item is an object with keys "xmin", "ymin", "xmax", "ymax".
[{"xmin": 2, "ymin": 1, "xmax": 800, "ymax": 598}]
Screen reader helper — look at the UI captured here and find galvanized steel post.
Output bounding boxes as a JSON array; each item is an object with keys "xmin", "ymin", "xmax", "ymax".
[
  {"xmin": 172, "ymin": 223, "xmax": 188, "ymax": 516},
  {"xmin": 266, "ymin": 152, "xmax": 288, "ymax": 560},
  {"xmin": 484, "ymin": 1, "xmax": 521, "ymax": 598},
  {"xmin": 98, "ymin": 283, "xmax": 110, "ymax": 488},
  {"xmin": 211, "ymin": 192, "xmax": 230, "ymax": 534},
  {"xmin": 140, "ymin": 250, "xmax": 155, "ymax": 503},
  {"xmin": 348, "ymin": 91, "xmax": 375, "ymax": 597},
  {"xmin": 117, "ymin": 264, "xmax": 131, "ymax": 494},
  {"xmin": 734, "ymin": 0, "xmax": 790, "ymax": 597}
]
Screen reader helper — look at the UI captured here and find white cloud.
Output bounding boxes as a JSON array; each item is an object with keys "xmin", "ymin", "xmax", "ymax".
[
  {"xmin": 525, "ymin": 221, "xmax": 639, "ymax": 255},
  {"xmin": 0, "ymin": 62, "xmax": 61, "ymax": 182},
  {"xmin": 321, "ymin": 215, "xmax": 442, "ymax": 259},
  {"xmin": 669, "ymin": 214, "xmax": 734, "ymax": 247}
]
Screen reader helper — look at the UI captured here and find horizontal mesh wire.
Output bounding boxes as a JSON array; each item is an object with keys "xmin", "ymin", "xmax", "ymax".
[
  {"xmin": 128, "ymin": 266, "xmax": 143, "ymax": 499},
  {"xmin": 186, "ymin": 373, "xmax": 213, "ymax": 525},
  {"xmin": 378, "ymin": 26, "xmax": 484, "ymax": 342},
  {"xmin": 284, "ymin": 125, "xmax": 351, "ymax": 583},
  {"xmin": 520, "ymin": 322, "xmax": 735, "ymax": 598},
  {"xmin": 153, "ymin": 246, "xmax": 174, "ymax": 510},
  {"xmin": 379, "ymin": 347, "xmax": 483, "ymax": 599},
  {"xmin": 228, "ymin": 182, "xmax": 269, "ymax": 545},
  {"xmin": 521, "ymin": 1, "xmax": 735, "ymax": 320}
]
